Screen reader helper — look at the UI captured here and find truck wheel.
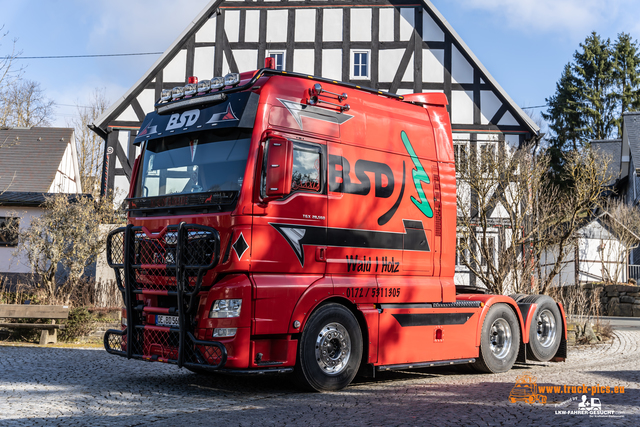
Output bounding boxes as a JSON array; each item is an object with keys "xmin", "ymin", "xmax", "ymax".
[
  {"xmin": 521, "ymin": 295, "xmax": 562, "ymax": 362},
  {"xmin": 472, "ymin": 304, "xmax": 520, "ymax": 373},
  {"xmin": 294, "ymin": 303, "xmax": 362, "ymax": 392},
  {"xmin": 509, "ymin": 294, "xmax": 528, "ymax": 303}
]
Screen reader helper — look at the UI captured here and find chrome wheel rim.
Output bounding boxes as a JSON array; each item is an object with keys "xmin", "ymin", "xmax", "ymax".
[
  {"xmin": 315, "ymin": 322, "xmax": 351, "ymax": 375},
  {"xmin": 536, "ymin": 309, "xmax": 557, "ymax": 348},
  {"xmin": 489, "ymin": 318, "xmax": 512, "ymax": 359}
]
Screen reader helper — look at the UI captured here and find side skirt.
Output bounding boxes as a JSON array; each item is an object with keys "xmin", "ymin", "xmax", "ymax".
[{"xmin": 376, "ymin": 358, "xmax": 476, "ymax": 372}]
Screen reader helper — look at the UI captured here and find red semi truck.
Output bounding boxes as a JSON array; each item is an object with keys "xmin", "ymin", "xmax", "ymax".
[{"xmin": 105, "ymin": 63, "xmax": 566, "ymax": 391}]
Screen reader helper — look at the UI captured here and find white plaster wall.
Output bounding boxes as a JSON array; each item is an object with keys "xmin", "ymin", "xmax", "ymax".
[
  {"xmin": 245, "ymin": 10, "xmax": 260, "ymax": 43},
  {"xmin": 499, "ymin": 111, "xmax": 519, "ymax": 126},
  {"xmin": 451, "ymin": 91, "xmax": 474, "ymax": 124},
  {"xmin": 422, "ymin": 49, "xmax": 445, "ymax": 83},
  {"xmin": 114, "ymin": 175, "xmax": 130, "ymax": 208},
  {"xmin": 196, "ymin": 17, "xmax": 216, "ymax": 43},
  {"xmin": 118, "ymin": 130, "xmax": 130, "ymax": 158},
  {"xmin": 136, "ymin": 89, "xmax": 156, "ymax": 114},
  {"xmin": 378, "ymin": 49, "xmax": 403, "ymax": 83},
  {"xmin": 322, "ymin": 49, "xmax": 342, "ymax": 80},
  {"xmin": 295, "ymin": 9, "xmax": 316, "ymax": 42},
  {"xmin": 323, "ymin": 8, "xmax": 343, "ymax": 42},
  {"xmin": 225, "ymin": 10, "xmax": 241, "ymax": 43},
  {"xmin": 451, "ymin": 46, "xmax": 473, "ymax": 84},
  {"xmin": 379, "ymin": 8, "xmax": 394, "ymax": 42},
  {"xmin": 267, "ymin": 9, "xmax": 288, "ymax": 43},
  {"xmin": 481, "ymin": 91, "xmax": 502, "ymax": 125},
  {"xmin": 350, "ymin": 9, "xmax": 371, "ymax": 42},
  {"xmin": 194, "ymin": 47, "xmax": 215, "ymax": 79},
  {"xmin": 115, "ymin": 105, "xmax": 139, "ymax": 123},
  {"xmin": 423, "ymin": 12, "xmax": 444, "ymax": 42},
  {"xmin": 49, "ymin": 143, "xmax": 80, "ymax": 194},
  {"xmin": 0, "ymin": 207, "xmax": 42, "ymax": 275},
  {"xmin": 293, "ymin": 49, "xmax": 315, "ymax": 75},
  {"xmin": 235, "ymin": 50, "xmax": 259, "ymax": 73},
  {"xmin": 399, "ymin": 8, "xmax": 414, "ymax": 41},
  {"xmin": 164, "ymin": 50, "xmax": 187, "ymax": 83}
]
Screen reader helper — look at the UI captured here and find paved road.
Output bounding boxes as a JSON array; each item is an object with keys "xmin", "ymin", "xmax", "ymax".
[
  {"xmin": 602, "ymin": 317, "xmax": 640, "ymax": 331},
  {"xmin": 1, "ymin": 332, "xmax": 638, "ymax": 427}
]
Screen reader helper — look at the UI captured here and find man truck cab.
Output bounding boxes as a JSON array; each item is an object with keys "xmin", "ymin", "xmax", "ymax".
[{"xmin": 105, "ymin": 65, "xmax": 566, "ymax": 391}]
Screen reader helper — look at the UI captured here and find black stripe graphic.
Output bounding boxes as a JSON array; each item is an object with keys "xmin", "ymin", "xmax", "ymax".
[
  {"xmin": 271, "ymin": 219, "xmax": 430, "ymax": 267},
  {"xmin": 392, "ymin": 313, "xmax": 474, "ymax": 327}
]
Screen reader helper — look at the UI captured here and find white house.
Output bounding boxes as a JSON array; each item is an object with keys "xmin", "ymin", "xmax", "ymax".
[
  {"xmin": 540, "ymin": 213, "xmax": 640, "ymax": 286},
  {"xmin": 0, "ymin": 127, "xmax": 83, "ymax": 285}
]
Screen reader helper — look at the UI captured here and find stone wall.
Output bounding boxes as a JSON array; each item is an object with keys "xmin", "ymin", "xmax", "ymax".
[{"xmin": 582, "ymin": 283, "xmax": 640, "ymax": 317}]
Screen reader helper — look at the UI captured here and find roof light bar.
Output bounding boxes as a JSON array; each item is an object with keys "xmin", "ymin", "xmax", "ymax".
[
  {"xmin": 184, "ymin": 83, "xmax": 197, "ymax": 97},
  {"xmin": 211, "ymin": 77, "xmax": 225, "ymax": 90},
  {"xmin": 197, "ymin": 80, "xmax": 211, "ymax": 94},
  {"xmin": 161, "ymin": 89, "xmax": 172, "ymax": 102},
  {"xmin": 224, "ymin": 73, "xmax": 240, "ymax": 87}
]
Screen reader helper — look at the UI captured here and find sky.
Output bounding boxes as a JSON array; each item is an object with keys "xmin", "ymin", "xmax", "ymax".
[{"xmin": 2, "ymin": 0, "xmax": 640, "ymax": 129}]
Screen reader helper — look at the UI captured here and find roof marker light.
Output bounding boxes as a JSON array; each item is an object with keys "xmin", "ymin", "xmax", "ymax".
[
  {"xmin": 224, "ymin": 73, "xmax": 240, "ymax": 87},
  {"xmin": 171, "ymin": 86, "xmax": 185, "ymax": 100},
  {"xmin": 197, "ymin": 80, "xmax": 211, "ymax": 94},
  {"xmin": 161, "ymin": 89, "xmax": 172, "ymax": 102},
  {"xmin": 211, "ymin": 77, "xmax": 225, "ymax": 90},
  {"xmin": 184, "ymin": 83, "xmax": 197, "ymax": 97},
  {"xmin": 188, "ymin": 76, "xmax": 198, "ymax": 84}
]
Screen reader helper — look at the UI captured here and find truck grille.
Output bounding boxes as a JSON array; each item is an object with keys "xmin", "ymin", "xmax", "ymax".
[{"xmin": 106, "ymin": 224, "xmax": 220, "ymax": 293}]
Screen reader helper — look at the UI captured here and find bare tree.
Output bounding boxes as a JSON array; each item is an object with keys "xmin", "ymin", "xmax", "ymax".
[
  {"xmin": 69, "ymin": 89, "xmax": 109, "ymax": 198},
  {"xmin": 14, "ymin": 193, "xmax": 117, "ymax": 304},
  {"xmin": 0, "ymin": 80, "xmax": 55, "ymax": 128},
  {"xmin": 456, "ymin": 141, "xmax": 553, "ymax": 295},
  {"xmin": 457, "ymin": 144, "xmax": 613, "ymax": 295},
  {"xmin": 535, "ymin": 149, "xmax": 613, "ymax": 293},
  {"xmin": 0, "ymin": 26, "xmax": 22, "ymax": 98}
]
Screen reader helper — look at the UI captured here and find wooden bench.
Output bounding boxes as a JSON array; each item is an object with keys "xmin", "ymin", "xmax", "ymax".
[{"xmin": 0, "ymin": 304, "xmax": 70, "ymax": 345}]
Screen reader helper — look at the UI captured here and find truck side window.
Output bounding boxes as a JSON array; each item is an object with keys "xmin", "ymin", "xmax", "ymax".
[
  {"xmin": 260, "ymin": 140, "xmax": 323, "ymax": 199},
  {"xmin": 291, "ymin": 142, "xmax": 322, "ymax": 194}
]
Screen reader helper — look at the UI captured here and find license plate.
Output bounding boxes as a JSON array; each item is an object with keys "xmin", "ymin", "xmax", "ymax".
[{"xmin": 156, "ymin": 315, "xmax": 179, "ymax": 327}]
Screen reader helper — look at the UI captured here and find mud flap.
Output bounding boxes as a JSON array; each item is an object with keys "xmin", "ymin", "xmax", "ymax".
[{"xmin": 517, "ymin": 341, "xmax": 527, "ymax": 364}]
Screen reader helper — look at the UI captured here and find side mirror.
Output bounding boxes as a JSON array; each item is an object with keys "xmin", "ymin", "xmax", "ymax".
[{"xmin": 263, "ymin": 137, "xmax": 293, "ymax": 201}]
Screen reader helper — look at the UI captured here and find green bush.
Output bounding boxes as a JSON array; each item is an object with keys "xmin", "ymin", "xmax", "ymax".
[{"xmin": 59, "ymin": 307, "xmax": 95, "ymax": 342}]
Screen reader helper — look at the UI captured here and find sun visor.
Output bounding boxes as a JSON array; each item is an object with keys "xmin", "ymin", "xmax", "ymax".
[{"xmin": 134, "ymin": 92, "xmax": 259, "ymax": 145}]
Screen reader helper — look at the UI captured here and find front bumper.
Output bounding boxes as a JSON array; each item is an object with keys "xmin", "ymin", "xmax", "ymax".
[
  {"xmin": 104, "ymin": 327, "xmax": 227, "ymax": 370},
  {"xmin": 104, "ymin": 328, "xmax": 294, "ymax": 374}
]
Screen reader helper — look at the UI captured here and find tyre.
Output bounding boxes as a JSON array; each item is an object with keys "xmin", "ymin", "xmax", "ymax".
[
  {"xmin": 472, "ymin": 303, "xmax": 520, "ymax": 373},
  {"xmin": 520, "ymin": 295, "xmax": 562, "ymax": 362},
  {"xmin": 294, "ymin": 303, "xmax": 363, "ymax": 392},
  {"xmin": 509, "ymin": 294, "xmax": 528, "ymax": 303}
]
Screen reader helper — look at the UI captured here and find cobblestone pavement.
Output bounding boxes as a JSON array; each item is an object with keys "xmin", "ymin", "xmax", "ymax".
[{"xmin": 1, "ymin": 331, "xmax": 638, "ymax": 427}]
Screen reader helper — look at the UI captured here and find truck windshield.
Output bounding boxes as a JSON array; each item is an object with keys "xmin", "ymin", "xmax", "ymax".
[{"xmin": 136, "ymin": 129, "xmax": 252, "ymax": 198}]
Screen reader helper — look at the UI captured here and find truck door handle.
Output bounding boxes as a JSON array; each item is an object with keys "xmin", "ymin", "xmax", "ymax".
[{"xmin": 316, "ymin": 246, "xmax": 327, "ymax": 262}]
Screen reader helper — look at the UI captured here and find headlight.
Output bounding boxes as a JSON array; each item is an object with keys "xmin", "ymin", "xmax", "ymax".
[
  {"xmin": 213, "ymin": 328, "xmax": 237, "ymax": 338},
  {"xmin": 209, "ymin": 299, "xmax": 242, "ymax": 318}
]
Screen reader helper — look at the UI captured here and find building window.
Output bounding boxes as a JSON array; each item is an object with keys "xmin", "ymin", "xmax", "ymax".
[
  {"xmin": 479, "ymin": 143, "xmax": 496, "ymax": 174},
  {"xmin": 268, "ymin": 52, "xmax": 285, "ymax": 71},
  {"xmin": 454, "ymin": 143, "xmax": 468, "ymax": 173},
  {"xmin": 351, "ymin": 51, "xmax": 370, "ymax": 79},
  {"xmin": 0, "ymin": 217, "xmax": 19, "ymax": 247}
]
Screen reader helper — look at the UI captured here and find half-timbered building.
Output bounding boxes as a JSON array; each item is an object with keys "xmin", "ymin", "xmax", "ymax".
[{"xmin": 91, "ymin": 0, "xmax": 540, "ymax": 288}]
